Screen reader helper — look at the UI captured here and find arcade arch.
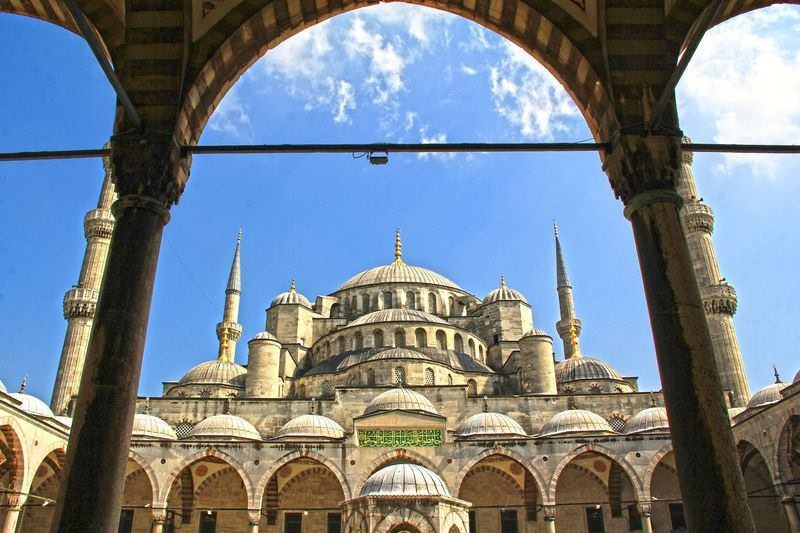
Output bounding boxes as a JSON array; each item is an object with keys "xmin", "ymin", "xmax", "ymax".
[
  {"xmin": 738, "ymin": 440, "xmax": 788, "ymax": 532},
  {"xmin": 17, "ymin": 448, "xmax": 64, "ymax": 533}
]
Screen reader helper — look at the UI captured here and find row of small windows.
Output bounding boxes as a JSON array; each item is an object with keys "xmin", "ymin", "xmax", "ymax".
[
  {"xmin": 309, "ymin": 368, "xmax": 461, "ymax": 395},
  {"xmin": 322, "ymin": 329, "xmax": 484, "ymax": 360},
  {"xmin": 330, "ymin": 291, "xmax": 467, "ymax": 318}
]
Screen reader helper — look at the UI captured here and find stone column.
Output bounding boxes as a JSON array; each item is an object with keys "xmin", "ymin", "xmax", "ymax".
[
  {"xmin": 638, "ymin": 502, "xmax": 653, "ymax": 533},
  {"xmin": 248, "ymin": 510, "xmax": 261, "ymax": 533},
  {"xmin": 50, "ymin": 131, "xmax": 186, "ymax": 533},
  {"xmin": 1, "ymin": 495, "xmax": 25, "ymax": 533},
  {"xmin": 782, "ymin": 496, "xmax": 800, "ymax": 533},
  {"xmin": 543, "ymin": 505, "xmax": 556, "ymax": 533},
  {"xmin": 605, "ymin": 133, "xmax": 755, "ymax": 533}
]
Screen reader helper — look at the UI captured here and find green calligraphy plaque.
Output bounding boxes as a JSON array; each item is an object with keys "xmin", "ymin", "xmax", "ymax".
[{"xmin": 358, "ymin": 429, "xmax": 442, "ymax": 447}]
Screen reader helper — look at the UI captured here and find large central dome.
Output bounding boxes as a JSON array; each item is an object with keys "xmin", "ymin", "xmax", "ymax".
[{"xmin": 337, "ymin": 261, "xmax": 462, "ymax": 292}]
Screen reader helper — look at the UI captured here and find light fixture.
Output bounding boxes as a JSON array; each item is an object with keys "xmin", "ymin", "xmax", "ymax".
[
  {"xmin": 368, "ymin": 151, "xmax": 389, "ymax": 165},
  {"xmin": 42, "ymin": 501, "xmax": 50, "ymax": 507},
  {"xmin": 206, "ymin": 509, "xmax": 213, "ymax": 515}
]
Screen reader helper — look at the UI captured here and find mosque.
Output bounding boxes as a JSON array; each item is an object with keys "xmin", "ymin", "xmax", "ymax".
[{"xmin": 0, "ymin": 151, "xmax": 798, "ymax": 533}]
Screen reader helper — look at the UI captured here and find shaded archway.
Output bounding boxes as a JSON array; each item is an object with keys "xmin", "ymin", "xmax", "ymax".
[
  {"xmin": 0, "ymin": 423, "xmax": 25, "ymax": 527},
  {"xmin": 777, "ymin": 415, "xmax": 799, "ymax": 497},
  {"xmin": 738, "ymin": 440, "xmax": 788, "ymax": 532},
  {"xmin": 260, "ymin": 457, "xmax": 346, "ymax": 531},
  {"xmin": 17, "ymin": 448, "xmax": 65, "ymax": 533},
  {"xmin": 120, "ymin": 458, "xmax": 157, "ymax": 533},
  {"xmin": 165, "ymin": 455, "xmax": 250, "ymax": 530},
  {"xmin": 554, "ymin": 451, "xmax": 639, "ymax": 533},
  {"xmin": 458, "ymin": 453, "xmax": 544, "ymax": 531},
  {"xmin": 650, "ymin": 451, "xmax": 686, "ymax": 532}
]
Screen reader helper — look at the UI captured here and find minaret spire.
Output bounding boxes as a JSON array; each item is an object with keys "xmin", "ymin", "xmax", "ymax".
[
  {"xmin": 217, "ymin": 230, "xmax": 244, "ymax": 363},
  {"xmin": 553, "ymin": 222, "xmax": 582, "ymax": 358},
  {"xmin": 394, "ymin": 229, "xmax": 404, "ymax": 264}
]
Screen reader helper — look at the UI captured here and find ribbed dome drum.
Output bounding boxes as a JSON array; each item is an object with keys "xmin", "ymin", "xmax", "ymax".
[
  {"xmin": 539, "ymin": 409, "xmax": 614, "ymax": 436},
  {"xmin": 482, "ymin": 279, "xmax": 528, "ymax": 304},
  {"xmin": 271, "ymin": 290, "xmax": 312, "ymax": 308},
  {"xmin": 747, "ymin": 382, "xmax": 787, "ymax": 409},
  {"xmin": 359, "ymin": 464, "xmax": 450, "ymax": 497},
  {"xmin": 178, "ymin": 360, "xmax": 247, "ymax": 387},
  {"xmin": 276, "ymin": 414, "xmax": 344, "ymax": 439},
  {"xmin": 456, "ymin": 412, "xmax": 526, "ymax": 438},
  {"xmin": 625, "ymin": 407, "xmax": 669, "ymax": 434},
  {"xmin": 349, "ymin": 308, "xmax": 447, "ymax": 326},
  {"xmin": 338, "ymin": 262, "xmax": 461, "ymax": 291},
  {"xmin": 364, "ymin": 388, "xmax": 438, "ymax": 416},
  {"xmin": 132, "ymin": 414, "xmax": 177, "ymax": 440},
  {"xmin": 555, "ymin": 357, "xmax": 623, "ymax": 383},
  {"xmin": 10, "ymin": 393, "xmax": 54, "ymax": 418},
  {"xmin": 188, "ymin": 414, "xmax": 262, "ymax": 441}
]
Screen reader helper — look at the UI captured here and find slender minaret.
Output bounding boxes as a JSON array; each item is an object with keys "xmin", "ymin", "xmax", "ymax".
[
  {"xmin": 677, "ymin": 140, "xmax": 750, "ymax": 406},
  {"xmin": 216, "ymin": 229, "xmax": 243, "ymax": 363},
  {"xmin": 51, "ymin": 156, "xmax": 117, "ymax": 415},
  {"xmin": 554, "ymin": 222, "xmax": 582, "ymax": 358}
]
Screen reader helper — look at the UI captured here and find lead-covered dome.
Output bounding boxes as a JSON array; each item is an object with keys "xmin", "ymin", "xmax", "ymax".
[
  {"xmin": 364, "ymin": 388, "xmax": 438, "ymax": 416},
  {"xmin": 132, "ymin": 414, "xmax": 177, "ymax": 440},
  {"xmin": 276, "ymin": 414, "xmax": 344, "ymax": 440},
  {"xmin": 338, "ymin": 262, "xmax": 461, "ymax": 292},
  {"xmin": 10, "ymin": 393, "xmax": 54, "ymax": 418},
  {"xmin": 349, "ymin": 308, "xmax": 447, "ymax": 326},
  {"xmin": 360, "ymin": 464, "xmax": 450, "ymax": 497},
  {"xmin": 482, "ymin": 276, "xmax": 528, "ymax": 304},
  {"xmin": 456, "ymin": 412, "xmax": 526, "ymax": 438},
  {"xmin": 271, "ymin": 280, "xmax": 312, "ymax": 308},
  {"xmin": 539, "ymin": 409, "xmax": 614, "ymax": 437},
  {"xmin": 625, "ymin": 407, "xmax": 669, "ymax": 434},
  {"xmin": 188, "ymin": 414, "xmax": 262, "ymax": 441},
  {"xmin": 250, "ymin": 331, "xmax": 279, "ymax": 342},
  {"xmin": 747, "ymin": 381, "xmax": 787, "ymax": 409},
  {"xmin": 178, "ymin": 360, "xmax": 246, "ymax": 387},
  {"xmin": 555, "ymin": 357, "xmax": 623, "ymax": 382}
]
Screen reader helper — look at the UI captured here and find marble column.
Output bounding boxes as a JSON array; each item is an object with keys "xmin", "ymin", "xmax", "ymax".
[
  {"xmin": 638, "ymin": 502, "xmax": 653, "ymax": 533},
  {"xmin": 543, "ymin": 504, "xmax": 556, "ymax": 533},
  {"xmin": 782, "ymin": 496, "xmax": 800, "ymax": 533}
]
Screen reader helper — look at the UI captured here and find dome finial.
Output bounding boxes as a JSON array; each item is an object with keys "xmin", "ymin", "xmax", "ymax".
[
  {"xmin": 500, "ymin": 275, "xmax": 506, "ymax": 289},
  {"xmin": 19, "ymin": 375, "xmax": 27, "ymax": 394},
  {"xmin": 553, "ymin": 220, "xmax": 559, "ymax": 238},
  {"xmin": 394, "ymin": 229, "xmax": 403, "ymax": 264},
  {"xmin": 773, "ymin": 364, "xmax": 781, "ymax": 384},
  {"xmin": 289, "ymin": 278, "xmax": 296, "ymax": 294},
  {"xmin": 482, "ymin": 396, "xmax": 489, "ymax": 412}
]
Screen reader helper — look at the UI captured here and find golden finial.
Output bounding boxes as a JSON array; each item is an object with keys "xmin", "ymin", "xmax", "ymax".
[
  {"xmin": 553, "ymin": 220, "xmax": 559, "ymax": 238},
  {"xmin": 219, "ymin": 336, "xmax": 229, "ymax": 362},
  {"xmin": 500, "ymin": 275, "xmax": 506, "ymax": 289},
  {"xmin": 19, "ymin": 375, "xmax": 27, "ymax": 394},
  {"xmin": 394, "ymin": 229, "xmax": 404, "ymax": 264},
  {"xmin": 237, "ymin": 227, "xmax": 242, "ymax": 244},
  {"xmin": 289, "ymin": 279, "xmax": 296, "ymax": 294},
  {"xmin": 568, "ymin": 322, "xmax": 581, "ymax": 358}
]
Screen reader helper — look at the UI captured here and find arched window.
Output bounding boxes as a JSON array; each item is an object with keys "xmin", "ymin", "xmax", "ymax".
[
  {"xmin": 447, "ymin": 375, "xmax": 453, "ymax": 385},
  {"xmin": 448, "ymin": 296, "xmax": 455, "ymax": 315},
  {"xmin": 458, "ymin": 302, "xmax": 466, "ymax": 316},
  {"xmin": 362, "ymin": 294, "xmax": 371, "ymax": 312},
  {"xmin": 298, "ymin": 384, "xmax": 306, "ymax": 398},
  {"xmin": 325, "ymin": 341, "xmax": 330, "ymax": 357},
  {"xmin": 479, "ymin": 345, "xmax": 484, "ymax": 362},
  {"xmin": 351, "ymin": 296, "xmax": 358, "ymax": 313},
  {"xmin": 373, "ymin": 329, "xmax": 384, "ymax": 347},
  {"xmin": 322, "ymin": 380, "xmax": 334, "ymax": 397},
  {"xmin": 393, "ymin": 366, "xmax": 406, "ymax": 385},
  {"xmin": 436, "ymin": 330, "xmax": 447, "ymax": 350},
  {"xmin": 467, "ymin": 379, "xmax": 477, "ymax": 396},
  {"xmin": 468, "ymin": 339, "xmax": 476, "ymax": 357},
  {"xmin": 354, "ymin": 331, "xmax": 364, "ymax": 350},
  {"xmin": 406, "ymin": 291, "xmax": 416, "ymax": 309},
  {"xmin": 424, "ymin": 368, "xmax": 435, "ymax": 385},
  {"xmin": 428, "ymin": 293, "xmax": 437, "ymax": 314},
  {"xmin": 454, "ymin": 334, "xmax": 464, "ymax": 353},
  {"xmin": 330, "ymin": 303, "xmax": 341, "ymax": 318},
  {"xmin": 383, "ymin": 291, "xmax": 393, "ymax": 309},
  {"xmin": 415, "ymin": 328, "xmax": 427, "ymax": 347},
  {"xmin": 394, "ymin": 329, "xmax": 406, "ymax": 347},
  {"xmin": 338, "ymin": 337, "xmax": 346, "ymax": 354},
  {"xmin": 366, "ymin": 368, "xmax": 376, "ymax": 386}
]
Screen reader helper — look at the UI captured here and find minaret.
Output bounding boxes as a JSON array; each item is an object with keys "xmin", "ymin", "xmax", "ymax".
[
  {"xmin": 216, "ymin": 229, "xmax": 243, "ymax": 363},
  {"xmin": 51, "ymin": 156, "xmax": 117, "ymax": 415},
  {"xmin": 554, "ymin": 222, "xmax": 582, "ymax": 358},
  {"xmin": 678, "ymin": 140, "xmax": 750, "ymax": 406}
]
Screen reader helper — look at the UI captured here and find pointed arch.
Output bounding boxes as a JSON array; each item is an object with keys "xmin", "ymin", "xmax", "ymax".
[
  {"xmin": 454, "ymin": 448, "xmax": 547, "ymax": 505},
  {"xmin": 373, "ymin": 507, "xmax": 436, "ymax": 533},
  {"xmin": 0, "ymin": 420, "xmax": 26, "ymax": 495},
  {"xmin": 774, "ymin": 413, "xmax": 799, "ymax": 487},
  {"xmin": 641, "ymin": 442, "xmax": 674, "ymax": 501},
  {"xmin": 547, "ymin": 443, "xmax": 644, "ymax": 503},
  {"xmin": 125, "ymin": 452, "xmax": 159, "ymax": 506},
  {"xmin": 158, "ymin": 449, "xmax": 255, "ymax": 507},
  {"xmin": 254, "ymin": 449, "xmax": 352, "ymax": 505}
]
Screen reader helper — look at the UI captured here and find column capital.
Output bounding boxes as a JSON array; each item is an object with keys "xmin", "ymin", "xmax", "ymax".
[
  {"xmin": 604, "ymin": 133, "xmax": 683, "ymax": 205},
  {"xmin": 151, "ymin": 506, "xmax": 168, "ymax": 522},
  {"xmin": 637, "ymin": 501, "xmax": 653, "ymax": 515},
  {"xmin": 542, "ymin": 504, "xmax": 557, "ymax": 521},
  {"xmin": 248, "ymin": 509, "xmax": 262, "ymax": 524}
]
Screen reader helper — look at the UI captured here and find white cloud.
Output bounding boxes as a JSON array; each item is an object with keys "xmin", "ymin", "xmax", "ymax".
[
  {"xmin": 404, "ymin": 111, "xmax": 418, "ymax": 131},
  {"xmin": 488, "ymin": 42, "xmax": 580, "ymax": 139},
  {"xmin": 460, "ymin": 25, "xmax": 491, "ymax": 52},
  {"xmin": 333, "ymin": 80, "xmax": 356, "ymax": 123},
  {"xmin": 345, "ymin": 18, "xmax": 407, "ymax": 105},
  {"xmin": 460, "ymin": 64, "xmax": 478, "ymax": 76},
  {"xmin": 263, "ymin": 22, "xmax": 334, "ymax": 81},
  {"xmin": 207, "ymin": 87, "xmax": 252, "ymax": 139},
  {"xmin": 418, "ymin": 126, "xmax": 453, "ymax": 160},
  {"xmin": 679, "ymin": 5, "xmax": 800, "ymax": 176}
]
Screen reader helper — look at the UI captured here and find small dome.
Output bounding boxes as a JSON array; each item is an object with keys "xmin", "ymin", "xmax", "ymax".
[
  {"xmin": 270, "ymin": 280, "xmax": 312, "ymax": 308},
  {"xmin": 625, "ymin": 407, "xmax": 669, "ymax": 434},
  {"xmin": 250, "ymin": 331, "xmax": 279, "ymax": 342},
  {"xmin": 132, "ymin": 414, "xmax": 177, "ymax": 440},
  {"xmin": 276, "ymin": 414, "xmax": 344, "ymax": 440},
  {"xmin": 483, "ymin": 277, "xmax": 528, "ymax": 304},
  {"xmin": 747, "ymin": 382, "xmax": 787, "ymax": 409},
  {"xmin": 456, "ymin": 412, "xmax": 526, "ymax": 438},
  {"xmin": 0, "ymin": 379, "xmax": 6, "ymax": 393},
  {"xmin": 539, "ymin": 409, "xmax": 614, "ymax": 437},
  {"xmin": 728, "ymin": 407, "xmax": 746, "ymax": 423},
  {"xmin": 521, "ymin": 329, "xmax": 552, "ymax": 339},
  {"xmin": 360, "ymin": 464, "xmax": 450, "ymax": 497},
  {"xmin": 349, "ymin": 308, "xmax": 447, "ymax": 326},
  {"xmin": 178, "ymin": 360, "xmax": 246, "ymax": 388},
  {"xmin": 555, "ymin": 357, "xmax": 623, "ymax": 383},
  {"xmin": 9, "ymin": 393, "xmax": 54, "ymax": 418},
  {"xmin": 364, "ymin": 388, "xmax": 438, "ymax": 416},
  {"xmin": 55, "ymin": 416, "xmax": 72, "ymax": 428},
  {"xmin": 188, "ymin": 414, "xmax": 262, "ymax": 441},
  {"xmin": 338, "ymin": 262, "xmax": 461, "ymax": 292}
]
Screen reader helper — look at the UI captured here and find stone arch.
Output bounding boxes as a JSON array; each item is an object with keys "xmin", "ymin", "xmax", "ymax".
[
  {"xmin": 454, "ymin": 448, "xmax": 547, "ymax": 504},
  {"xmin": 775, "ymin": 414, "xmax": 799, "ymax": 490},
  {"xmin": 121, "ymin": 458, "xmax": 157, "ymax": 532},
  {"xmin": 18, "ymin": 447, "xmax": 65, "ymax": 532},
  {"xmin": 415, "ymin": 328, "xmax": 427, "ymax": 348},
  {"xmin": 738, "ymin": 439, "xmax": 789, "ymax": 530},
  {"xmin": 641, "ymin": 442, "xmax": 674, "ymax": 500},
  {"xmin": 356, "ymin": 449, "xmax": 440, "ymax": 496},
  {"xmin": 0, "ymin": 420, "xmax": 26, "ymax": 496},
  {"xmin": 373, "ymin": 507, "xmax": 436, "ymax": 533},
  {"xmin": 126, "ymin": 450, "xmax": 160, "ymax": 505},
  {"xmin": 159, "ymin": 449, "xmax": 255, "ymax": 507},
  {"xmin": 548, "ymin": 443, "xmax": 644, "ymax": 503},
  {"xmin": 255, "ymin": 450, "xmax": 352, "ymax": 504}
]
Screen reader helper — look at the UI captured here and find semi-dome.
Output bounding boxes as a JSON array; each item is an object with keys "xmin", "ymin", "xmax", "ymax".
[
  {"xmin": 178, "ymin": 360, "xmax": 246, "ymax": 388},
  {"xmin": 276, "ymin": 414, "xmax": 345, "ymax": 440},
  {"xmin": 539, "ymin": 409, "xmax": 615, "ymax": 437},
  {"xmin": 456, "ymin": 412, "xmax": 526, "ymax": 438},
  {"xmin": 360, "ymin": 464, "xmax": 451, "ymax": 498},
  {"xmin": 625, "ymin": 407, "xmax": 669, "ymax": 434},
  {"xmin": 364, "ymin": 388, "xmax": 438, "ymax": 416},
  {"xmin": 349, "ymin": 308, "xmax": 447, "ymax": 326},
  {"xmin": 271, "ymin": 280, "xmax": 312, "ymax": 308},
  {"xmin": 555, "ymin": 357, "xmax": 623, "ymax": 383},
  {"xmin": 338, "ymin": 262, "xmax": 461, "ymax": 292},
  {"xmin": 482, "ymin": 277, "xmax": 528, "ymax": 304},
  {"xmin": 9, "ymin": 393, "xmax": 54, "ymax": 418},
  {"xmin": 250, "ymin": 331, "xmax": 279, "ymax": 342},
  {"xmin": 132, "ymin": 414, "xmax": 177, "ymax": 440},
  {"xmin": 747, "ymin": 382, "xmax": 787, "ymax": 409},
  {"xmin": 188, "ymin": 414, "xmax": 262, "ymax": 441}
]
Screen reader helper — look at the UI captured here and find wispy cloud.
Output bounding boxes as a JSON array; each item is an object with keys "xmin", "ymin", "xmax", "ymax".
[
  {"xmin": 679, "ymin": 5, "xmax": 800, "ymax": 176},
  {"xmin": 345, "ymin": 18, "xmax": 407, "ymax": 105},
  {"xmin": 207, "ymin": 87, "xmax": 252, "ymax": 140},
  {"xmin": 418, "ymin": 126, "xmax": 454, "ymax": 160}
]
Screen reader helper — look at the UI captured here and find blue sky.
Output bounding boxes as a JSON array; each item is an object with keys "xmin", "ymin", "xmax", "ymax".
[{"xmin": 0, "ymin": 5, "xmax": 798, "ymax": 401}]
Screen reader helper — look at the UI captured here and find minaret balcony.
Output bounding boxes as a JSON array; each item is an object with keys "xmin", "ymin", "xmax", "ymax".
[
  {"xmin": 216, "ymin": 321, "xmax": 243, "ymax": 342},
  {"xmin": 700, "ymin": 283, "xmax": 738, "ymax": 315},
  {"xmin": 83, "ymin": 208, "xmax": 115, "ymax": 239},
  {"xmin": 682, "ymin": 202, "xmax": 714, "ymax": 234},
  {"xmin": 63, "ymin": 287, "xmax": 99, "ymax": 318}
]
